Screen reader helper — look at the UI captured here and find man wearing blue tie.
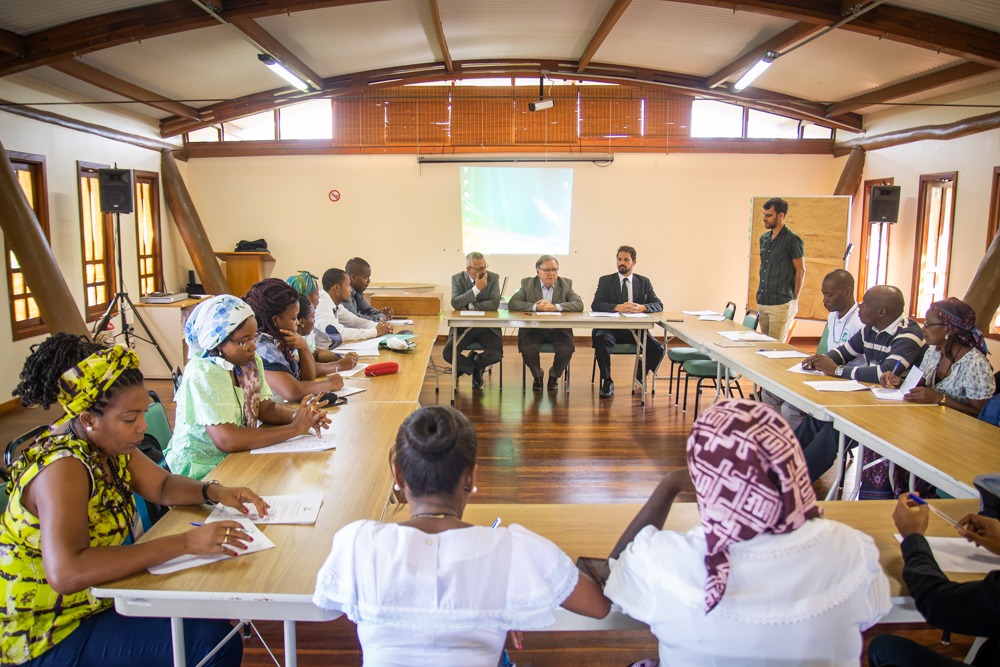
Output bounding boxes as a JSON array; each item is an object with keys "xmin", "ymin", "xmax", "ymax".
[{"xmin": 591, "ymin": 246, "xmax": 664, "ymax": 398}]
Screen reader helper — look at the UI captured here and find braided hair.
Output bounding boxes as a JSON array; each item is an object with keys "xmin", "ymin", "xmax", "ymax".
[
  {"xmin": 13, "ymin": 332, "xmax": 144, "ymax": 415},
  {"xmin": 244, "ymin": 278, "xmax": 300, "ymax": 361},
  {"xmin": 393, "ymin": 406, "xmax": 478, "ymax": 497}
]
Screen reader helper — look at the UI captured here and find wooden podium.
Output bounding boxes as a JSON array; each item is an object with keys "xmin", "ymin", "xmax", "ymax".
[{"xmin": 215, "ymin": 252, "xmax": 275, "ymax": 297}]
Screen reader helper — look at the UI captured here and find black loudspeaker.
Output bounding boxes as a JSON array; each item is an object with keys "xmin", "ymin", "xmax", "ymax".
[
  {"xmin": 98, "ymin": 168, "xmax": 134, "ymax": 214},
  {"xmin": 868, "ymin": 185, "xmax": 900, "ymax": 224}
]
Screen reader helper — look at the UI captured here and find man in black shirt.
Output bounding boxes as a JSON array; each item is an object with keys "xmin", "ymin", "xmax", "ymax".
[{"xmin": 756, "ymin": 197, "xmax": 805, "ymax": 342}]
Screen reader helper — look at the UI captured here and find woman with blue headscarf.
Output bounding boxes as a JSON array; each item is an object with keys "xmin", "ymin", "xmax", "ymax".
[{"xmin": 166, "ymin": 295, "xmax": 331, "ymax": 480}]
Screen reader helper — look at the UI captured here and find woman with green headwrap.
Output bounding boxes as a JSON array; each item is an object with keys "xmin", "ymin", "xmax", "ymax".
[{"xmin": 1, "ymin": 333, "xmax": 267, "ymax": 666}]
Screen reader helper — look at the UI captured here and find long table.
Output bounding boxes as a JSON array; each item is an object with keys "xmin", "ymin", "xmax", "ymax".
[
  {"xmin": 444, "ymin": 310, "xmax": 658, "ymax": 403},
  {"xmin": 391, "ymin": 499, "xmax": 983, "ymax": 626},
  {"xmin": 93, "ymin": 401, "xmax": 418, "ymax": 667}
]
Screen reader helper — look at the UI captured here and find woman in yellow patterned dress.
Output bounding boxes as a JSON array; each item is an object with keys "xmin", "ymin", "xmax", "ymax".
[{"xmin": 1, "ymin": 333, "xmax": 268, "ymax": 666}]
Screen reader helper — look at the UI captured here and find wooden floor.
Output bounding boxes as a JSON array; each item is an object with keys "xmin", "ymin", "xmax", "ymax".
[{"xmin": 0, "ymin": 338, "xmax": 975, "ymax": 666}]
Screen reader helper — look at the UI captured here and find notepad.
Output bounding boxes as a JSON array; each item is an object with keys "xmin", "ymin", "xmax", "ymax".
[
  {"xmin": 335, "ymin": 338, "xmax": 383, "ymax": 355},
  {"xmin": 804, "ymin": 380, "xmax": 869, "ymax": 392},
  {"xmin": 894, "ymin": 534, "xmax": 1000, "ymax": 573},
  {"xmin": 757, "ymin": 350, "xmax": 809, "ymax": 359},
  {"xmin": 149, "ymin": 519, "xmax": 275, "ymax": 575},
  {"xmin": 250, "ymin": 433, "xmax": 335, "ymax": 455},
  {"xmin": 622, "ymin": 313, "xmax": 650, "ymax": 319},
  {"xmin": 718, "ymin": 331, "xmax": 774, "ymax": 342},
  {"xmin": 207, "ymin": 492, "xmax": 324, "ymax": 525}
]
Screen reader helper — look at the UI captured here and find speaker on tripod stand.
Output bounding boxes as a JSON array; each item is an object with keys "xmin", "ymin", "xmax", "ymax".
[{"xmin": 98, "ymin": 168, "xmax": 135, "ymax": 214}]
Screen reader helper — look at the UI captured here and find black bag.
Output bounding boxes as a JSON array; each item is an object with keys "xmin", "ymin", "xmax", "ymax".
[
  {"xmin": 235, "ymin": 239, "xmax": 268, "ymax": 252},
  {"xmin": 136, "ymin": 432, "xmax": 171, "ymax": 525}
]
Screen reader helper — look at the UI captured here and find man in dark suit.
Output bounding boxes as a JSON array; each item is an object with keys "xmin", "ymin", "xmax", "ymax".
[
  {"xmin": 591, "ymin": 245, "xmax": 664, "ymax": 398},
  {"xmin": 444, "ymin": 252, "xmax": 502, "ymax": 389},
  {"xmin": 508, "ymin": 255, "xmax": 583, "ymax": 391}
]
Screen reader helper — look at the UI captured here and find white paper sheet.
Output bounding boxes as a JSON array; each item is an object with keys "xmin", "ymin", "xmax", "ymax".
[
  {"xmin": 787, "ymin": 363, "xmax": 825, "ymax": 376},
  {"xmin": 336, "ymin": 384, "xmax": 368, "ymax": 397},
  {"xmin": 622, "ymin": 313, "xmax": 650, "ymax": 319},
  {"xmin": 148, "ymin": 519, "xmax": 274, "ymax": 575},
  {"xmin": 534, "ymin": 311, "xmax": 562, "ymax": 316},
  {"xmin": 334, "ymin": 338, "xmax": 383, "ymax": 355},
  {"xmin": 387, "ymin": 319, "xmax": 413, "ymax": 325},
  {"xmin": 718, "ymin": 330, "xmax": 774, "ymax": 342},
  {"xmin": 458, "ymin": 311, "xmax": 485, "ymax": 316},
  {"xmin": 682, "ymin": 310, "xmax": 718, "ymax": 316},
  {"xmin": 336, "ymin": 362, "xmax": 369, "ymax": 378},
  {"xmin": 757, "ymin": 350, "xmax": 809, "ymax": 359},
  {"xmin": 871, "ymin": 368, "xmax": 923, "ymax": 400},
  {"xmin": 206, "ymin": 492, "xmax": 324, "ymax": 525},
  {"xmin": 698, "ymin": 315, "xmax": 727, "ymax": 321},
  {"xmin": 803, "ymin": 380, "xmax": 869, "ymax": 392},
  {"xmin": 894, "ymin": 534, "xmax": 1000, "ymax": 573},
  {"xmin": 588, "ymin": 312, "xmax": 620, "ymax": 318},
  {"xmin": 250, "ymin": 433, "xmax": 335, "ymax": 455}
]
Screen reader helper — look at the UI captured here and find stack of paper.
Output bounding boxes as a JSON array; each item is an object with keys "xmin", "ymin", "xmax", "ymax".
[
  {"xmin": 718, "ymin": 330, "xmax": 774, "ymax": 343},
  {"xmin": 149, "ymin": 518, "xmax": 275, "ymax": 575},
  {"xmin": 250, "ymin": 433, "xmax": 336, "ymax": 455},
  {"xmin": 207, "ymin": 492, "xmax": 324, "ymax": 525},
  {"xmin": 388, "ymin": 319, "xmax": 414, "ymax": 325},
  {"xmin": 804, "ymin": 380, "xmax": 869, "ymax": 392},
  {"xmin": 682, "ymin": 310, "xmax": 719, "ymax": 316},
  {"xmin": 757, "ymin": 350, "xmax": 809, "ymax": 359},
  {"xmin": 699, "ymin": 315, "xmax": 727, "ymax": 321},
  {"xmin": 623, "ymin": 313, "xmax": 650, "ymax": 319},
  {"xmin": 588, "ymin": 312, "xmax": 620, "ymax": 318},
  {"xmin": 335, "ymin": 337, "xmax": 383, "ymax": 355},
  {"xmin": 535, "ymin": 311, "xmax": 562, "ymax": 316},
  {"xmin": 458, "ymin": 310, "xmax": 485, "ymax": 316}
]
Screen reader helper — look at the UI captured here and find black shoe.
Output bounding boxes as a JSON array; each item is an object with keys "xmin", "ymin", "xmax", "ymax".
[
  {"xmin": 471, "ymin": 366, "xmax": 484, "ymax": 389},
  {"xmin": 599, "ymin": 378, "xmax": 614, "ymax": 398},
  {"xmin": 547, "ymin": 376, "xmax": 559, "ymax": 391},
  {"xmin": 532, "ymin": 377, "xmax": 543, "ymax": 391}
]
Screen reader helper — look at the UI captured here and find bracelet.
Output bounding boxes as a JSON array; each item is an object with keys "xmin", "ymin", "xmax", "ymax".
[
  {"xmin": 938, "ymin": 393, "xmax": 947, "ymax": 406},
  {"xmin": 202, "ymin": 479, "xmax": 220, "ymax": 505}
]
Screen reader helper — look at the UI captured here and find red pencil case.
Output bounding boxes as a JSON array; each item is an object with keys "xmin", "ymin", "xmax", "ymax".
[{"xmin": 365, "ymin": 362, "xmax": 399, "ymax": 377}]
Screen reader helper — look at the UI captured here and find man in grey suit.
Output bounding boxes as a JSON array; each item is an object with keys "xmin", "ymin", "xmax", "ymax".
[
  {"xmin": 444, "ymin": 252, "xmax": 502, "ymax": 389},
  {"xmin": 508, "ymin": 255, "xmax": 583, "ymax": 391}
]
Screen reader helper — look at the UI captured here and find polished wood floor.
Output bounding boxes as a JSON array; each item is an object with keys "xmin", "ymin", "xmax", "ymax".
[{"xmin": 0, "ymin": 339, "xmax": 975, "ymax": 666}]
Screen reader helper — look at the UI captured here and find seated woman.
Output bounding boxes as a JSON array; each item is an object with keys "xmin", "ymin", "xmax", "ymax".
[
  {"xmin": 313, "ymin": 406, "xmax": 610, "ymax": 666},
  {"xmin": 165, "ymin": 294, "xmax": 330, "ymax": 480},
  {"xmin": 605, "ymin": 399, "xmax": 890, "ymax": 667},
  {"xmin": 296, "ymin": 294, "xmax": 359, "ymax": 377},
  {"xmin": 870, "ymin": 297, "xmax": 996, "ymax": 498},
  {"xmin": 286, "ymin": 269, "xmax": 321, "ymax": 310},
  {"xmin": 1, "ymin": 333, "xmax": 266, "ymax": 666},
  {"xmin": 244, "ymin": 278, "xmax": 345, "ymax": 402}
]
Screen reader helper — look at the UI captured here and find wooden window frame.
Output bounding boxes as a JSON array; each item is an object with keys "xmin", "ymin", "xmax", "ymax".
[
  {"xmin": 986, "ymin": 166, "xmax": 1000, "ymax": 338},
  {"xmin": 5, "ymin": 152, "xmax": 50, "ymax": 340},
  {"xmin": 134, "ymin": 170, "xmax": 163, "ymax": 296},
  {"xmin": 910, "ymin": 171, "xmax": 958, "ymax": 318},
  {"xmin": 77, "ymin": 161, "xmax": 116, "ymax": 322},
  {"xmin": 857, "ymin": 177, "xmax": 894, "ymax": 300}
]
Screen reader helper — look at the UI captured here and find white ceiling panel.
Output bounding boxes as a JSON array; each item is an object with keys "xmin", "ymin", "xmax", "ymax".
[
  {"xmin": 597, "ymin": 1, "xmax": 795, "ymax": 78},
  {"xmin": 15, "ymin": 67, "xmax": 167, "ymax": 120},
  {"xmin": 440, "ymin": 0, "xmax": 612, "ymax": 61},
  {"xmin": 257, "ymin": 0, "xmax": 440, "ymax": 79},
  {"xmin": 888, "ymin": 0, "xmax": 1000, "ymax": 33},
  {"xmin": 78, "ymin": 25, "xmax": 284, "ymax": 104},
  {"xmin": 0, "ymin": 0, "xmax": 149, "ymax": 35},
  {"xmin": 758, "ymin": 29, "xmax": 962, "ymax": 103}
]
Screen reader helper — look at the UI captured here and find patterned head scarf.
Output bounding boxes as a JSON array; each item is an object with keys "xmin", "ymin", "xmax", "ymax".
[
  {"xmin": 286, "ymin": 270, "xmax": 319, "ymax": 297},
  {"xmin": 184, "ymin": 295, "xmax": 255, "ymax": 369},
  {"xmin": 929, "ymin": 297, "xmax": 988, "ymax": 355},
  {"xmin": 53, "ymin": 345, "xmax": 140, "ymax": 427},
  {"xmin": 687, "ymin": 399, "xmax": 821, "ymax": 613}
]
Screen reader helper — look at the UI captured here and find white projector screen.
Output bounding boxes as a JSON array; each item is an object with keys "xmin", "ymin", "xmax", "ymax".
[{"xmin": 460, "ymin": 166, "xmax": 573, "ymax": 255}]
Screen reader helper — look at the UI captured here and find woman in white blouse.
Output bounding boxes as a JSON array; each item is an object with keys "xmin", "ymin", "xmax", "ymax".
[
  {"xmin": 313, "ymin": 406, "xmax": 610, "ymax": 666},
  {"xmin": 605, "ymin": 399, "xmax": 890, "ymax": 667}
]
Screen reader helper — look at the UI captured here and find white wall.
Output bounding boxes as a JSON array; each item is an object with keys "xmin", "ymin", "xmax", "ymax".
[{"xmin": 0, "ymin": 75, "xmax": 182, "ymax": 400}]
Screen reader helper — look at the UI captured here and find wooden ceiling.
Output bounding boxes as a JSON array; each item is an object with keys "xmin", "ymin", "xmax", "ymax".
[{"xmin": 1, "ymin": 0, "xmax": 998, "ymax": 138}]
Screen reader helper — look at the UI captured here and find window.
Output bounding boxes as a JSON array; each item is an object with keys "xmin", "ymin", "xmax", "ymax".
[
  {"xmin": 279, "ymin": 100, "xmax": 333, "ymax": 139},
  {"xmin": 5, "ymin": 152, "xmax": 49, "ymax": 340},
  {"xmin": 987, "ymin": 166, "xmax": 1000, "ymax": 335},
  {"xmin": 77, "ymin": 162, "xmax": 115, "ymax": 321},
  {"xmin": 223, "ymin": 110, "xmax": 277, "ymax": 141},
  {"xmin": 187, "ymin": 125, "xmax": 221, "ymax": 142},
  {"xmin": 690, "ymin": 100, "xmax": 743, "ymax": 138},
  {"xmin": 134, "ymin": 171, "xmax": 162, "ymax": 296},
  {"xmin": 911, "ymin": 172, "xmax": 957, "ymax": 317},
  {"xmin": 746, "ymin": 109, "xmax": 798, "ymax": 139},
  {"xmin": 857, "ymin": 178, "xmax": 893, "ymax": 299}
]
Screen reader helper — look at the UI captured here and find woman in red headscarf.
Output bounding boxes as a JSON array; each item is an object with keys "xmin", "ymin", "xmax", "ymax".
[{"xmin": 605, "ymin": 399, "xmax": 890, "ymax": 666}]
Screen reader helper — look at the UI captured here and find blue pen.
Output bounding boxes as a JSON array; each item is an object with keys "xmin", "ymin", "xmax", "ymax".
[
  {"xmin": 907, "ymin": 493, "xmax": 961, "ymax": 529},
  {"xmin": 491, "ymin": 517, "xmax": 502, "ymax": 529},
  {"xmin": 189, "ymin": 522, "xmax": 205, "ymax": 527},
  {"xmin": 890, "ymin": 360, "xmax": 903, "ymax": 377}
]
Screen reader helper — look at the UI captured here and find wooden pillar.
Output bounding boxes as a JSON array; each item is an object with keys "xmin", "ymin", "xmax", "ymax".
[
  {"xmin": 0, "ymin": 137, "xmax": 89, "ymax": 337},
  {"xmin": 160, "ymin": 150, "xmax": 230, "ymax": 295},
  {"xmin": 964, "ymin": 231, "xmax": 1000, "ymax": 333},
  {"xmin": 833, "ymin": 146, "xmax": 865, "ymax": 197}
]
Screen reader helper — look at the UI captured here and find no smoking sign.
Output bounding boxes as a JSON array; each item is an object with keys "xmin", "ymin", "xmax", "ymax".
[{"xmin": 328, "ymin": 189, "xmax": 341, "ymax": 202}]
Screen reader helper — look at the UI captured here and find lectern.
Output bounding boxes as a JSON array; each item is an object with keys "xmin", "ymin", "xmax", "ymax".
[{"xmin": 215, "ymin": 251, "xmax": 276, "ymax": 297}]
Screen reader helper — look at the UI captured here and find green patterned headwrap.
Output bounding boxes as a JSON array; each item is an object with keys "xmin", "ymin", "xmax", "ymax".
[{"xmin": 53, "ymin": 345, "xmax": 140, "ymax": 426}]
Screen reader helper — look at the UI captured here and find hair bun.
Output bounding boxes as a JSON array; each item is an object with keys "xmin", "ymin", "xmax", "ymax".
[{"xmin": 405, "ymin": 406, "xmax": 458, "ymax": 457}]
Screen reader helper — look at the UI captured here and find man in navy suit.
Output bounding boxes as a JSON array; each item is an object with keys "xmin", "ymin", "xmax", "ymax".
[{"xmin": 591, "ymin": 245, "xmax": 664, "ymax": 398}]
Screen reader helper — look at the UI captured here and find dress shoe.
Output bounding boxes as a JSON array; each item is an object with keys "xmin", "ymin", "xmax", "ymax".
[
  {"xmin": 471, "ymin": 366, "xmax": 484, "ymax": 389},
  {"xmin": 599, "ymin": 378, "xmax": 614, "ymax": 398},
  {"xmin": 547, "ymin": 376, "xmax": 559, "ymax": 391},
  {"xmin": 532, "ymin": 377, "xmax": 543, "ymax": 391}
]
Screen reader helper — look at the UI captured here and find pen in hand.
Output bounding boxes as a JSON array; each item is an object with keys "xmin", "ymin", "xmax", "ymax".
[{"xmin": 907, "ymin": 493, "xmax": 961, "ymax": 529}]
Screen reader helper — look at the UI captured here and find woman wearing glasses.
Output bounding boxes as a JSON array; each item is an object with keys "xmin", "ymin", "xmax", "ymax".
[{"xmin": 165, "ymin": 295, "xmax": 331, "ymax": 480}]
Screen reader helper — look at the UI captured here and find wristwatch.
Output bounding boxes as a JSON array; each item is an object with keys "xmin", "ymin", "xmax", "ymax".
[
  {"xmin": 834, "ymin": 366, "xmax": 845, "ymax": 377},
  {"xmin": 201, "ymin": 479, "xmax": 220, "ymax": 505}
]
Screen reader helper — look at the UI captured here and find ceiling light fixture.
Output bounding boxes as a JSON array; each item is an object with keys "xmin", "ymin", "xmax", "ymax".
[
  {"xmin": 258, "ymin": 54, "xmax": 310, "ymax": 91},
  {"xmin": 733, "ymin": 51, "xmax": 778, "ymax": 92}
]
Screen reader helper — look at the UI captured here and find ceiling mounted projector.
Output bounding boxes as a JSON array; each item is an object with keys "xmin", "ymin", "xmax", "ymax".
[{"xmin": 528, "ymin": 99, "xmax": 554, "ymax": 112}]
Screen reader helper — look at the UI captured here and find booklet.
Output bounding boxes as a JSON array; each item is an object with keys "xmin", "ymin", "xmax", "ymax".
[
  {"xmin": 148, "ymin": 518, "xmax": 274, "ymax": 575},
  {"xmin": 206, "ymin": 492, "xmax": 324, "ymax": 525}
]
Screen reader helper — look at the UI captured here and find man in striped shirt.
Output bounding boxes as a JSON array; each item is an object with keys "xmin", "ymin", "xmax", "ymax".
[{"xmin": 802, "ymin": 285, "xmax": 925, "ymax": 382}]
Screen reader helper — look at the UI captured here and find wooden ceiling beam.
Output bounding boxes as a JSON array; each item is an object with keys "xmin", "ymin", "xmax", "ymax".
[
  {"xmin": 577, "ymin": 0, "xmax": 633, "ymax": 73},
  {"xmin": 662, "ymin": 0, "xmax": 1000, "ymax": 67},
  {"xmin": 49, "ymin": 58, "xmax": 201, "ymax": 120},
  {"xmin": 0, "ymin": 28, "xmax": 25, "ymax": 57},
  {"xmin": 826, "ymin": 62, "xmax": 995, "ymax": 118},
  {"xmin": 429, "ymin": 0, "xmax": 453, "ymax": 73},
  {"xmin": 229, "ymin": 16, "xmax": 324, "ymax": 90},
  {"xmin": 706, "ymin": 22, "xmax": 824, "ymax": 88}
]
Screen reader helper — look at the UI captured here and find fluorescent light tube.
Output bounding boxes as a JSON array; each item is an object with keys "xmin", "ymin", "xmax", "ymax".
[
  {"xmin": 258, "ymin": 54, "xmax": 310, "ymax": 91},
  {"xmin": 733, "ymin": 51, "xmax": 778, "ymax": 92}
]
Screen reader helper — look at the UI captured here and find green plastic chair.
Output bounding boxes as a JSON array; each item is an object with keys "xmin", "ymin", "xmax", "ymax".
[
  {"xmin": 668, "ymin": 301, "xmax": 736, "ymax": 401},
  {"xmin": 816, "ymin": 323, "xmax": 830, "ymax": 355},
  {"xmin": 144, "ymin": 391, "xmax": 173, "ymax": 453},
  {"xmin": 681, "ymin": 310, "xmax": 759, "ymax": 418}
]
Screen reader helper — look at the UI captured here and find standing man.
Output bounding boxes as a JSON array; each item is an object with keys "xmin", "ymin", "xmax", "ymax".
[
  {"xmin": 344, "ymin": 257, "xmax": 393, "ymax": 322},
  {"xmin": 445, "ymin": 252, "xmax": 502, "ymax": 389},
  {"xmin": 314, "ymin": 268, "xmax": 391, "ymax": 351},
  {"xmin": 756, "ymin": 197, "xmax": 805, "ymax": 342},
  {"xmin": 591, "ymin": 245, "xmax": 664, "ymax": 399},
  {"xmin": 508, "ymin": 255, "xmax": 583, "ymax": 391}
]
